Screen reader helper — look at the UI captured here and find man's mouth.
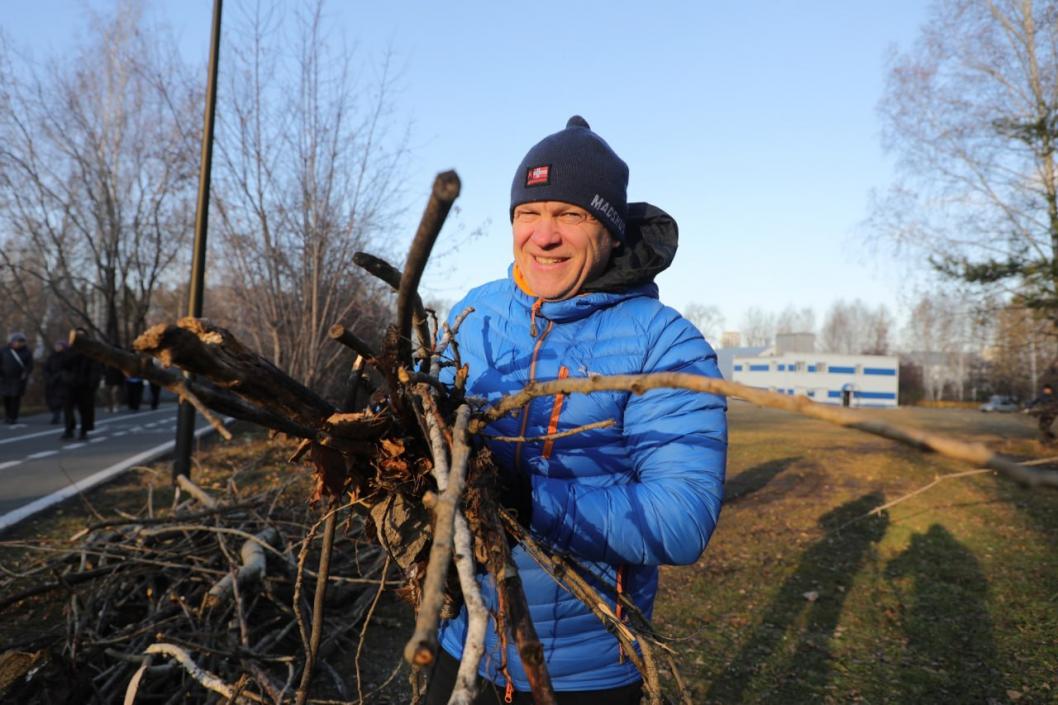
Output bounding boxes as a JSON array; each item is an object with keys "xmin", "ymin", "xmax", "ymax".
[{"xmin": 533, "ymin": 255, "xmax": 568, "ymax": 265}]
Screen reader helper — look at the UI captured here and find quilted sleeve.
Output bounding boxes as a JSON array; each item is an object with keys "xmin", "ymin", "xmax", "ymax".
[{"xmin": 530, "ymin": 310, "xmax": 727, "ymax": 565}]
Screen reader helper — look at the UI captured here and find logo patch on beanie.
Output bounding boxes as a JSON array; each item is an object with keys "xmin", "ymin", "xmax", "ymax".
[{"xmin": 525, "ymin": 165, "xmax": 551, "ymax": 187}]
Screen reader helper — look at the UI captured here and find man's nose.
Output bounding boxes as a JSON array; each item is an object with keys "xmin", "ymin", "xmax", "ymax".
[{"xmin": 529, "ymin": 216, "xmax": 562, "ymax": 247}]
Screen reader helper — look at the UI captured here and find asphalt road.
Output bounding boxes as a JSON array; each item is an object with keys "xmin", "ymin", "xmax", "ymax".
[{"xmin": 0, "ymin": 403, "xmax": 213, "ymax": 526}]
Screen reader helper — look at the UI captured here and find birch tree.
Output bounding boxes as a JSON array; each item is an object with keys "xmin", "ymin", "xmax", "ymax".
[{"xmin": 873, "ymin": 0, "xmax": 1058, "ymax": 321}]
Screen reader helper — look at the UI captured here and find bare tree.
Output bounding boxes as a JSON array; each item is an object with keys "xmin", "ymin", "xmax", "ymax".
[
  {"xmin": 871, "ymin": 0, "xmax": 1058, "ymax": 322},
  {"xmin": 739, "ymin": 307, "xmax": 775, "ymax": 347},
  {"xmin": 902, "ymin": 291, "xmax": 975, "ymax": 400},
  {"xmin": 683, "ymin": 302, "xmax": 724, "ymax": 345},
  {"xmin": 775, "ymin": 305, "xmax": 816, "ymax": 335},
  {"xmin": 0, "ymin": 5, "xmax": 200, "ymax": 348},
  {"xmin": 212, "ymin": 0, "xmax": 407, "ymax": 394},
  {"xmin": 986, "ymin": 301, "xmax": 1058, "ymax": 396},
  {"xmin": 820, "ymin": 299, "xmax": 894, "ymax": 355}
]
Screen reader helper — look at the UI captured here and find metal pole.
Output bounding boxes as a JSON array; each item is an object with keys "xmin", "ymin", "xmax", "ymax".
[{"xmin": 174, "ymin": 0, "xmax": 223, "ymax": 482}]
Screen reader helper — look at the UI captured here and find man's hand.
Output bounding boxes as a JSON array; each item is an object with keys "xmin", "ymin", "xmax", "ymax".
[{"xmin": 500, "ymin": 470, "xmax": 533, "ymax": 530}]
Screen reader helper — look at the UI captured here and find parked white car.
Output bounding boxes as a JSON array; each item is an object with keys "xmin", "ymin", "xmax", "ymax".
[{"xmin": 980, "ymin": 395, "xmax": 1019, "ymax": 412}]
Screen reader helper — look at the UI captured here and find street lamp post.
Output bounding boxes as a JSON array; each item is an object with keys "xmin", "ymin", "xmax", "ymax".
[{"xmin": 173, "ymin": 0, "xmax": 223, "ymax": 482}]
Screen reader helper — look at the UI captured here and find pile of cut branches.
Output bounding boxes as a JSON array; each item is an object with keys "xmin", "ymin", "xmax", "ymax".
[{"xmin": 0, "ymin": 464, "xmax": 398, "ymax": 705}]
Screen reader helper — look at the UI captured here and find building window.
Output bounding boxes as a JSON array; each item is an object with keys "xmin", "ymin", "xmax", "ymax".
[
  {"xmin": 863, "ymin": 367, "xmax": 897, "ymax": 376},
  {"xmin": 816, "ymin": 362, "xmax": 828, "ymax": 374}
]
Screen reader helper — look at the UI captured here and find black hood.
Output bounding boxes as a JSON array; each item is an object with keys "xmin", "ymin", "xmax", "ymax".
[{"xmin": 581, "ymin": 202, "xmax": 678, "ymax": 293}]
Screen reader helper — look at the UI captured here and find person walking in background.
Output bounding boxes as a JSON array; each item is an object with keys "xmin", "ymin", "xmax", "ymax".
[
  {"xmin": 103, "ymin": 365, "xmax": 123, "ymax": 413},
  {"xmin": 43, "ymin": 340, "xmax": 69, "ymax": 424},
  {"xmin": 125, "ymin": 373, "xmax": 144, "ymax": 411},
  {"xmin": 1026, "ymin": 382, "xmax": 1058, "ymax": 444},
  {"xmin": 60, "ymin": 333, "xmax": 100, "ymax": 440},
  {"xmin": 1, "ymin": 332, "xmax": 34, "ymax": 425}
]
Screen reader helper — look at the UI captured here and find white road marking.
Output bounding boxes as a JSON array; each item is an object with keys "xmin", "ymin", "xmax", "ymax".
[
  {"xmin": 0, "ymin": 419, "xmax": 232, "ymax": 531},
  {"xmin": 0, "ymin": 408, "xmax": 175, "ymax": 446},
  {"xmin": 63, "ymin": 443, "xmax": 86, "ymax": 450},
  {"xmin": 0, "ymin": 460, "xmax": 21, "ymax": 470},
  {"xmin": 89, "ymin": 437, "xmax": 107, "ymax": 444},
  {"xmin": 112, "ymin": 431, "xmax": 128, "ymax": 437},
  {"xmin": 27, "ymin": 450, "xmax": 59, "ymax": 459}
]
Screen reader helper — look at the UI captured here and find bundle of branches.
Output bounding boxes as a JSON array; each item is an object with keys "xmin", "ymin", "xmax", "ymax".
[
  {"xmin": 60, "ymin": 171, "xmax": 698, "ymax": 704},
  {"xmin": 62, "ymin": 170, "xmax": 1058, "ymax": 705},
  {"xmin": 0, "ymin": 466, "xmax": 397, "ymax": 705}
]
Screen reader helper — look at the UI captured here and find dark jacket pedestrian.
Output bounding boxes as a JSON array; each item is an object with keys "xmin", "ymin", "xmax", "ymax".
[
  {"xmin": 43, "ymin": 341, "xmax": 70, "ymax": 424},
  {"xmin": 104, "ymin": 364, "xmax": 124, "ymax": 413},
  {"xmin": 60, "ymin": 340, "xmax": 100, "ymax": 440},
  {"xmin": 1, "ymin": 332, "xmax": 34, "ymax": 424},
  {"xmin": 125, "ymin": 374, "xmax": 144, "ymax": 411},
  {"xmin": 1026, "ymin": 384, "xmax": 1058, "ymax": 443}
]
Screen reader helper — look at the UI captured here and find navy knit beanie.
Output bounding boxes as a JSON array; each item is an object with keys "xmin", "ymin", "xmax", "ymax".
[{"xmin": 510, "ymin": 115, "xmax": 629, "ymax": 240}]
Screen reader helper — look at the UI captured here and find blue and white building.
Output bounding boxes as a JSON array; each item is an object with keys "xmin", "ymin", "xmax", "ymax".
[{"xmin": 731, "ymin": 350, "xmax": 900, "ymax": 408}]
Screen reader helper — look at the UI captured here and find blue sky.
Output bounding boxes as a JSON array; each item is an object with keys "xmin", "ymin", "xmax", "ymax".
[{"xmin": 5, "ymin": 1, "xmax": 929, "ymax": 333}]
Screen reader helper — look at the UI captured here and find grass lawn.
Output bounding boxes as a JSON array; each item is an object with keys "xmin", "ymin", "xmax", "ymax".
[
  {"xmin": 2, "ymin": 404, "xmax": 1056, "ymax": 704},
  {"xmin": 655, "ymin": 402, "xmax": 1058, "ymax": 705}
]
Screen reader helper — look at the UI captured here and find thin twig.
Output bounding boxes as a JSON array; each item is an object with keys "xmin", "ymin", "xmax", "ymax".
[
  {"xmin": 355, "ymin": 555, "xmax": 392, "ymax": 705},
  {"xmin": 487, "ymin": 419, "xmax": 616, "ymax": 443},
  {"xmin": 294, "ymin": 504, "xmax": 338, "ymax": 705},
  {"xmin": 839, "ymin": 468, "xmax": 994, "ymax": 530},
  {"xmin": 431, "ymin": 306, "xmax": 475, "ymax": 378}
]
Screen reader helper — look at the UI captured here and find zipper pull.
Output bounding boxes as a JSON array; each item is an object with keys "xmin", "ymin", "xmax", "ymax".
[{"xmin": 529, "ymin": 299, "xmax": 543, "ymax": 338}]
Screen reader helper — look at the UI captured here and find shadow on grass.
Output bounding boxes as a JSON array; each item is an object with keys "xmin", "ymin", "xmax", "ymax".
[
  {"xmin": 724, "ymin": 456, "xmax": 800, "ymax": 504},
  {"xmin": 705, "ymin": 492, "xmax": 888, "ymax": 704},
  {"xmin": 883, "ymin": 524, "xmax": 1002, "ymax": 703}
]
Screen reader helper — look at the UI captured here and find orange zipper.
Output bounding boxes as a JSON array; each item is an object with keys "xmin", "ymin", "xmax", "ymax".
[
  {"xmin": 541, "ymin": 366, "xmax": 570, "ymax": 459},
  {"xmin": 514, "ymin": 319, "xmax": 554, "ymax": 472}
]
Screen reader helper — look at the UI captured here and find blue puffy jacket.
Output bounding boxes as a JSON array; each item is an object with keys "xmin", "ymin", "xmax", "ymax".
[{"xmin": 437, "ymin": 249, "xmax": 727, "ymax": 692}]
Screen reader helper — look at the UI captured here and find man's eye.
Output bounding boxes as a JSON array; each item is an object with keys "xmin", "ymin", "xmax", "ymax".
[
  {"xmin": 557, "ymin": 212, "xmax": 586, "ymax": 225},
  {"xmin": 515, "ymin": 210, "xmax": 540, "ymax": 221}
]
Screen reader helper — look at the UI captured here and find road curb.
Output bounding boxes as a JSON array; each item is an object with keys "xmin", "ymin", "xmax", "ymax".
[{"xmin": 0, "ymin": 421, "xmax": 229, "ymax": 533}]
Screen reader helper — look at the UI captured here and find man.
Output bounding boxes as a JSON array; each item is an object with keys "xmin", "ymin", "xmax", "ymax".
[
  {"xmin": 1026, "ymin": 383, "xmax": 1058, "ymax": 444},
  {"xmin": 426, "ymin": 117, "xmax": 727, "ymax": 703},
  {"xmin": 60, "ymin": 334, "xmax": 101, "ymax": 440},
  {"xmin": 1, "ymin": 332, "xmax": 34, "ymax": 424},
  {"xmin": 43, "ymin": 340, "xmax": 69, "ymax": 424}
]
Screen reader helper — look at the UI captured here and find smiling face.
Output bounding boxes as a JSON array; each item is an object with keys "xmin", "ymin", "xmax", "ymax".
[{"xmin": 512, "ymin": 201, "xmax": 616, "ymax": 301}]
